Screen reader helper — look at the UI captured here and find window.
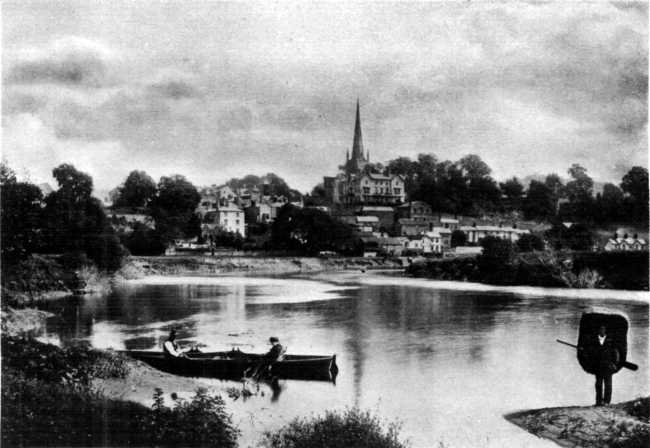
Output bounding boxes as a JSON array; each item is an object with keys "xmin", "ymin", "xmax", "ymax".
[
  {"xmin": 363, "ymin": 187, "xmax": 370, "ymax": 194},
  {"xmin": 236, "ymin": 220, "xmax": 240, "ymax": 225},
  {"xmin": 394, "ymin": 188, "xmax": 401, "ymax": 195}
]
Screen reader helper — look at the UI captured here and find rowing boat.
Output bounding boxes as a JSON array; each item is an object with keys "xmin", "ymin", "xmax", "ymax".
[{"xmin": 120, "ymin": 349, "xmax": 338, "ymax": 382}]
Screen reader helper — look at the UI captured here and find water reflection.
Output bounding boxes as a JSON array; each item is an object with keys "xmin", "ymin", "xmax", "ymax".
[{"xmin": 41, "ymin": 275, "xmax": 649, "ymax": 448}]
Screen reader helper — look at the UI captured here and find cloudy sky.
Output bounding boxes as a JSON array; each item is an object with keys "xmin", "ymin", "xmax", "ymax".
[{"xmin": 2, "ymin": 1, "xmax": 647, "ymax": 195}]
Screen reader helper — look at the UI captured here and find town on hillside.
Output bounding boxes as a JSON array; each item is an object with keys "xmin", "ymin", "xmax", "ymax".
[{"xmin": 99, "ymin": 100, "xmax": 648, "ymax": 259}]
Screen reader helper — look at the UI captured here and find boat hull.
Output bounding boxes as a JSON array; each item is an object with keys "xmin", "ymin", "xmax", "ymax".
[{"xmin": 120, "ymin": 350, "xmax": 338, "ymax": 382}]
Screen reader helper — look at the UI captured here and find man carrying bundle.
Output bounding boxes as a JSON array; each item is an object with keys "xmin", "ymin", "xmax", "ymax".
[{"xmin": 589, "ymin": 325, "xmax": 620, "ymax": 406}]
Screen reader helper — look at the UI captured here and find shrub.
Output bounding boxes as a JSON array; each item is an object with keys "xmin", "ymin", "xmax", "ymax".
[
  {"xmin": 1, "ymin": 369, "xmax": 148, "ymax": 447},
  {"xmin": 1, "ymin": 336, "xmax": 128, "ymax": 386},
  {"xmin": 603, "ymin": 421, "xmax": 650, "ymax": 448},
  {"xmin": 144, "ymin": 387, "xmax": 239, "ymax": 447},
  {"xmin": 261, "ymin": 408, "xmax": 409, "ymax": 448}
]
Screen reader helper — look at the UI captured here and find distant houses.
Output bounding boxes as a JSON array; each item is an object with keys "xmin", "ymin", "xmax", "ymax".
[
  {"xmin": 604, "ymin": 234, "xmax": 647, "ymax": 252},
  {"xmin": 460, "ymin": 224, "xmax": 530, "ymax": 244}
]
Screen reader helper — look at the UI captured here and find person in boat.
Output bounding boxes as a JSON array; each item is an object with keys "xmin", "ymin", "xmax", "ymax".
[
  {"xmin": 163, "ymin": 329, "xmax": 191, "ymax": 358},
  {"xmin": 249, "ymin": 337, "xmax": 286, "ymax": 380},
  {"xmin": 586, "ymin": 325, "xmax": 620, "ymax": 406}
]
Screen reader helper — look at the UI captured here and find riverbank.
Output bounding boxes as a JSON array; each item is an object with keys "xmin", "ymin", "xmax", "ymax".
[
  {"xmin": 506, "ymin": 397, "xmax": 650, "ymax": 447},
  {"xmin": 1, "ymin": 254, "xmax": 112, "ymax": 307},
  {"xmin": 406, "ymin": 250, "xmax": 649, "ymax": 291},
  {"xmin": 117, "ymin": 255, "xmax": 404, "ymax": 279}
]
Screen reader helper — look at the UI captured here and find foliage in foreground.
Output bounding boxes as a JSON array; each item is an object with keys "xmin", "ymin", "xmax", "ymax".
[
  {"xmin": 603, "ymin": 422, "xmax": 650, "ymax": 448},
  {"xmin": 1, "ymin": 336, "xmax": 128, "ymax": 386},
  {"xmin": 261, "ymin": 408, "xmax": 409, "ymax": 448}
]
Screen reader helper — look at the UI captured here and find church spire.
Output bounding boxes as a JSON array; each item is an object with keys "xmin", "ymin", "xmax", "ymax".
[{"xmin": 351, "ymin": 98, "xmax": 364, "ymax": 161}]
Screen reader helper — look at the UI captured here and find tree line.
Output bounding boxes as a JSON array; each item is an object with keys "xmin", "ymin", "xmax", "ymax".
[
  {"xmin": 0, "ymin": 164, "xmax": 205, "ymax": 268},
  {"xmin": 382, "ymin": 154, "xmax": 648, "ymax": 225}
]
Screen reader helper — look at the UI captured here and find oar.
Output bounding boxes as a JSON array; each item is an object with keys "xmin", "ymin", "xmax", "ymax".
[{"xmin": 556, "ymin": 339, "xmax": 638, "ymax": 371}]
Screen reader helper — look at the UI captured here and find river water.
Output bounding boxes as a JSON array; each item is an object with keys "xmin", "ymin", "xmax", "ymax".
[{"xmin": 42, "ymin": 272, "xmax": 649, "ymax": 447}]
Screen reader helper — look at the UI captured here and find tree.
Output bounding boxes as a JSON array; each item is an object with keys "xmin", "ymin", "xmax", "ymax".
[
  {"xmin": 271, "ymin": 205, "xmax": 357, "ymax": 255},
  {"xmin": 450, "ymin": 230, "xmax": 467, "ymax": 248},
  {"xmin": 150, "ymin": 175, "xmax": 201, "ymax": 242},
  {"xmin": 1, "ymin": 169, "xmax": 44, "ymax": 263},
  {"xmin": 563, "ymin": 164, "xmax": 594, "ymax": 221},
  {"xmin": 500, "ymin": 177, "xmax": 524, "ymax": 200},
  {"xmin": 523, "ymin": 180, "xmax": 556, "ymax": 221},
  {"xmin": 386, "ymin": 157, "xmax": 418, "ymax": 197},
  {"xmin": 458, "ymin": 154, "xmax": 491, "ymax": 180},
  {"xmin": 620, "ymin": 166, "xmax": 648, "ymax": 224},
  {"xmin": 478, "ymin": 236, "xmax": 516, "ymax": 284},
  {"xmin": 42, "ymin": 164, "xmax": 125, "ymax": 270},
  {"xmin": 545, "ymin": 222, "xmax": 593, "ymax": 251},
  {"xmin": 620, "ymin": 166, "xmax": 648, "ymax": 203},
  {"xmin": 595, "ymin": 183, "xmax": 624, "ymax": 222},
  {"xmin": 113, "ymin": 170, "xmax": 156, "ymax": 208},
  {"xmin": 516, "ymin": 234, "xmax": 544, "ymax": 252}
]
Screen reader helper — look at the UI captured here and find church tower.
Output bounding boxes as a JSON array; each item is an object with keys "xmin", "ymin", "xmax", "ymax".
[{"xmin": 345, "ymin": 99, "xmax": 369, "ymax": 174}]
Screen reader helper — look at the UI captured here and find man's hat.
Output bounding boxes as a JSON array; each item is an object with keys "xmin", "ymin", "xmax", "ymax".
[{"xmin": 269, "ymin": 336, "xmax": 279, "ymax": 343}]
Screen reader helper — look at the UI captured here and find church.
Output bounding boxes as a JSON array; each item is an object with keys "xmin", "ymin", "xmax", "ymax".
[{"xmin": 323, "ymin": 101, "xmax": 406, "ymax": 205}]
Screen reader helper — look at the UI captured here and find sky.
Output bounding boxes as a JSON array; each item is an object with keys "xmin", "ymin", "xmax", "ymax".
[{"xmin": 2, "ymin": 1, "xmax": 648, "ymax": 196}]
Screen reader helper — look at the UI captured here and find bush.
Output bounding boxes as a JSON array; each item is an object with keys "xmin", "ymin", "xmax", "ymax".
[
  {"xmin": 478, "ymin": 236, "xmax": 517, "ymax": 284},
  {"xmin": 145, "ymin": 387, "xmax": 239, "ymax": 447},
  {"xmin": 1, "ymin": 337, "xmax": 239, "ymax": 447},
  {"xmin": 1, "ymin": 336, "xmax": 128, "ymax": 386},
  {"xmin": 603, "ymin": 422, "xmax": 650, "ymax": 448},
  {"xmin": 124, "ymin": 223, "xmax": 166, "ymax": 255},
  {"xmin": 261, "ymin": 408, "xmax": 408, "ymax": 448}
]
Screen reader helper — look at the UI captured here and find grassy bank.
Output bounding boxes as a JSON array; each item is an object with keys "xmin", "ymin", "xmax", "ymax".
[
  {"xmin": 406, "ymin": 250, "xmax": 649, "ymax": 291},
  {"xmin": 506, "ymin": 397, "xmax": 650, "ymax": 448}
]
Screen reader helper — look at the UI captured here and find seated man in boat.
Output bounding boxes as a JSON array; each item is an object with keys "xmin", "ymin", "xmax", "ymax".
[
  {"xmin": 249, "ymin": 336, "xmax": 286, "ymax": 380},
  {"xmin": 163, "ymin": 329, "xmax": 191, "ymax": 358},
  {"xmin": 591, "ymin": 325, "xmax": 620, "ymax": 406}
]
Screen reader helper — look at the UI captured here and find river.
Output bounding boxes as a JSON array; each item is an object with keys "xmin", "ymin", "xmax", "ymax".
[{"xmin": 42, "ymin": 272, "xmax": 649, "ymax": 448}]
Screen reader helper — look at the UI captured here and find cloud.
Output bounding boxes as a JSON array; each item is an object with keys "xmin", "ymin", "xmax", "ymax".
[
  {"xmin": 1, "ymin": 113, "xmax": 129, "ymax": 190},
  {"xmin": 4, "ymin": 36, "xmax": 116, "ymax": 86},
  {"xmin": 146, "ymin": 69, "xmax": 202, "ymax": 99},
  {"xmin": 1, "ymin": 3, "xmax": 647, "ymax": 193}
]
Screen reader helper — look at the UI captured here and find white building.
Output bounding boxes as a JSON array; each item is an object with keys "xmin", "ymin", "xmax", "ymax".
[
  {"xmin": 460, "ymin": 225, "xmax": 529, "ymax": 244},
  {"xmin": 202, "ymin": 202, "xmax": 245, "ymax": 237}
]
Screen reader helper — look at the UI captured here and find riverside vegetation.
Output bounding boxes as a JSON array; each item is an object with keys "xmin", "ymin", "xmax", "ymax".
[
  {"xmin": 407, "ymin": 236, "xmax": 649, "ymax": 291},
  {"xmin": 1, "ymin": 335, "xmax": 409, "ymax": 448}
]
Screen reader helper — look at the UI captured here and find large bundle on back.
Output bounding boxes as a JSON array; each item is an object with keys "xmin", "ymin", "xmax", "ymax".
[{"xmin": 577, "ymin": 308, "xmax": 628, "ymax": 375}]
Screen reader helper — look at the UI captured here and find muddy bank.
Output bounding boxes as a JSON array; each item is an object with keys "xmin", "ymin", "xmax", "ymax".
[
  {"xmin": 117, "ymin": 255, "xmax": 404, "ymax": 279},
  {"xmin": 506, "ymin": 397, "xmax": 650, "ymax": 447}
]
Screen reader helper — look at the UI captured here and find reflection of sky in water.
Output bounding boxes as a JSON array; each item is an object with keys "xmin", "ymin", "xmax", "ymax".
[{"xmin": 42, "ymin": 274, "xmax": 649, "ymax": 448}]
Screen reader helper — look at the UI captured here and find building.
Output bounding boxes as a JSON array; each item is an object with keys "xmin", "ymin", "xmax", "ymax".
[
  {"xmin": 378, "ymin": 236, "xmax": 409, "ymax": 256},
  {"xmin": 397, "ymin": 201, "xmax": 433, "ymax": 221},
  {"xmin": 460, "ymin": 224, "xmax": 529, "ymax": 244},
  {"xmin": 324, "ymin": 101, "xmax": 406, "ymax": 205},
  {"xmin": 604, "ymin": 234, "xmax": 647, "ymax": 251},
  {"xmin": 202, "ymin": 202, "xmax": 245, "ymax": 237}
]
